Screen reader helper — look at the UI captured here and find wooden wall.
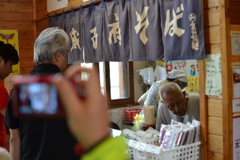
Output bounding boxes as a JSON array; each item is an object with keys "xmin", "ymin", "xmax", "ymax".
[
  {"xmin": 35, "ymin": 0, "xmax": 83, "ymax": 37},
  {"xmin": 200, "ymin": 0, "xmax": 225, "ymax": 159},
  {"xmin": 202, "ymin": 0, "xmax": 238, "ymax": 159},
  {"xmin": 0, "ymin": 0, "xmax": 34, "ymax": 75}
]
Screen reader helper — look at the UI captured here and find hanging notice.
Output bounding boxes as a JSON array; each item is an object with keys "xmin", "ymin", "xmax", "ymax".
[
  {"xmin": 0, "ymin": 30, "xmax": 20, "ymax": 75},
  {"xmin": 233, "ymin": 99, "xmax": 240, "ymax": 114},
  {"xmin": 231, "ymin": 27, "xmax": 240, "ymax": 55},
  {"xmin": 234, "ymin": 83, "xmax": 240, "ymax": 98},
  {"xmin": 47, "ymin": 0, "xmax": 68, "ymax": 12},
  {"xmin": 157, "ymin": 60, "xmax": 166, "ymax": 66},
  {"xmin": 231, "ymin": 26, "xmax": 240, "ymax": 66},
  {"xmin": 157, "ymin": 60, "xmax": 200, "ymax": 94},
  {"xmin": 233, "ymin": 69, "xmax": 240, "ymax": 98},
  {"xmin": 233, "ymin": 118, "xmax": 240, "ymax": 160},
  {"xmin": 186, "ymin": 76, "xmax": 199, "ymax": 94},
  {"xmin": 205, "ymin": 54, "xmax": 222, "ymax": 96}
]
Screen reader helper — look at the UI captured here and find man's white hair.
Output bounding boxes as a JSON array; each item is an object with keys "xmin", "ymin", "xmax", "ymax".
[
  {"xmin": 34, "ymin": 27, "xmax": 70, "ymax": 64},
  {"xmin": 159, "ymin": 82, "xmax": 182, "ymax": 102}
]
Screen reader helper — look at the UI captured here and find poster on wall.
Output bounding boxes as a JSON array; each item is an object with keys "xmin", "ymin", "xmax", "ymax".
[
  {"xmin": 166, "ymin": 61, "xmax": 173, "ymax": 72},
  {"xmin": 231, "ymin": 26, "xmax": 240, "ymax": 98},
  {"xmin": 233, "ymin": 117, "xmax": 240, "ymax": 160},
  {"xmin": 157, "ymin": 60, "xmax": 166, "ymax": 66},
  {"xmin": 233, "ymin": 99, "xmax": 240, "ymax": 114},
  {"xmin": 164, "ymin": 60, "xmax": 199, "ymax": 77},
  {"xmin": 184, "ymin": 60, "xmax": 199, "ymax": 77},
  {"xmin": 47, "ymin": 0, "xmax": 68, "ymax": 12},
  {"xmin": 231, "ymin": 26, "xmax": 240, "ymax": 56},
  {"xmin": 231, "ymin": 26, "xmax": 240, "ymax": 68},
  {"xmin": 172, "ymin": 60, "xmax": 186, "ymax": 71},
  {"xmin": 156, "ymin": 60, "xmax": 200, "ymax": 94},
  {"xmin": 205, "ymin": 54, "xmax": 222, "ymax": 96},
  {"xmin": 0, "ymin": 30, "xmax": 20, "ymax": 75},
  {"xmin": 234, "ymin": 83, "xmax": 240, "ymax": 98},
  {"xmin": 233, "ymin": 69, "xmax": 240, "ymax": 98},
  {"xmin": 186, "ymin": 76, "xmax": 199, "ymax": 94}
]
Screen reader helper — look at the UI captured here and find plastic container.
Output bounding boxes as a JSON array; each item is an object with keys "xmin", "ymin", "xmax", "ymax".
[
  {"xmin": 127, "ymin": 138, "xmax": 201, "ymax": 160},
  {"xmin": 124, "ymin": 109, "xmax": 142, "ymax": 122}
]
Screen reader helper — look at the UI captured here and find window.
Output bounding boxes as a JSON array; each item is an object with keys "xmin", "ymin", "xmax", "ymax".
[
  {"xmin": 80, "ymin": 63, "xmax": 93, "ymax": 80},
  {"xmin": 81, "ymin": 61, "xmax": 134, "ymax": 107}
]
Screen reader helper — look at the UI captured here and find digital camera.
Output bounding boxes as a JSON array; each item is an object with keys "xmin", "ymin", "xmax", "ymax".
[{"xmin": 12, "ymin": 75, "xmax": 65, "ymax": 118}]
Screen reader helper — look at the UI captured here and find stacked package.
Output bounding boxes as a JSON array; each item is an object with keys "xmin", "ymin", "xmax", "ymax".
[
  {"xmin": 122, "ymin": 119, "xmax": 200, "ymax": 150},
  {"xmin": 121, "ymin": 127, "xmax": 159, "ymax": 141},
  {"xmin": 159, "ymin": 119, "xmax": 200, "ymax": 149}
]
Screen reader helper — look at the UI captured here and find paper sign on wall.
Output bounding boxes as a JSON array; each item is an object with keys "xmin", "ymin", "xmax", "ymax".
[
  {"xmin": 186, "ymin": 76, "xmax": 199, "ymax": 94},
  {"xmin": 234, "ymin": 83, "xmax": 240, "ymax": 98},
  {"xmin": 233, "ymin": 69, "xmax": 240, "ymax": 98},
  {"xmin": 231, "ymin": 30, "xmax": 240, "ymax": 55},
  {"xmin": 0, "ymin": 30, "xmax": 20, "ymax": 75},
  {"xmin": 233, "ymin": 99, "xmax": 240, "ymax": 113},
  {"xmin": 231, "ymin": 26, "xmax": 240, "ymax": 68},
  {"xmin": 205, "ymin": 54, "xmax": 222, "ymax": 96},
  {"xmin": 233, "ymin": 118, "xmax": 240, "ymax": 160},
  {"xmin": 47, "ymin": 0, "xmax": 68, "ymax": 12}
]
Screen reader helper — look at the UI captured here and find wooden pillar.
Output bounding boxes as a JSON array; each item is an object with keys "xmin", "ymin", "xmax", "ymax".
[{"xmin": 219, "ymin": 0, "xmax": 232, "ymax": 159}]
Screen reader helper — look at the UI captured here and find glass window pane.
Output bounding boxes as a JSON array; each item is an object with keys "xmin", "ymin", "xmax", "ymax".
[
  {"xmin": 80, "ymin": 63, "xmax": 92, "ymax": 80},
  {"xmin": 99, "ymin": 62, "xmax": 105, "ymax": 95},
  {"xmin": 80, "ymin": 63, "xmax": 93, "ymax": 68},
  {"xmin": 109, "ymin": 62, "xmax": 130, "ymax": 100}
]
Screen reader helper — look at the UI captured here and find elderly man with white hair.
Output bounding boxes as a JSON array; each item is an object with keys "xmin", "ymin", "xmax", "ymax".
[
  {"xmin": 138, "ymin": 70, "xmax": 188, "ymax": 116},
  {"xmin": 5, "ymin": 27, "xmax": 79, "ymax": 160},
  {"xmin": 156, "ymin": 82, "xmax": 200, "ymax": 131}
]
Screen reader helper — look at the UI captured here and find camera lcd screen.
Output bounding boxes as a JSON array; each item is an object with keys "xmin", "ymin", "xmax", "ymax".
[{"xmin": 18, "ymin": 83, "xmax": 58, "ymax": 115}]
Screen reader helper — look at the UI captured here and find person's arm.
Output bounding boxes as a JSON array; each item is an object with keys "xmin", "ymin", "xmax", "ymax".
[
  {"xmin": 138, "ymin": 90, "xmax": 148, "ymax": 106},
  {"xmin": 156, "ymin": 103, "xmax": 167, "ymax": 131},
  {"xmin": 9, "ymin": 129, "xmax": 20, "ymax": 160},
  {"xmin": 5, "ymin": 90, "xmax": 21, "ymax": 160},
  {"xmin": 0, "ymin": 108, "xmax": 6, "ymax": 117},
  {"xmin": 53, "ymin": 66, "xmax": 110, "ymax": 149},
  {"xmin": 53, "ymin": 65, "xmax": 127, "ymax": 158},
  {"xmin": 82, "ymin": 136, "xmax": 127, "ymax": 160}
]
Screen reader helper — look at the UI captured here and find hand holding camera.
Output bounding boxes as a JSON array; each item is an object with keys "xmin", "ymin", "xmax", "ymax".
[
  {"xmin": 53, "ymin": 65, "xmax": 109, "ymax": 150},
  {"xmin": 13, "ymin": 76, "xmax": 64, "ymax": 117},
  {"xmin": 13, "ymin": 65, "xmax": 110, "ymax": 150}
]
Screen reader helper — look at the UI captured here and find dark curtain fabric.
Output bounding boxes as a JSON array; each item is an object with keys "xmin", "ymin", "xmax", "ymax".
[
  {"xmin": 102, "ymin": 0, "xmax": 130, "ymax": 61},
  {"xmin": 128, "ymin": 0, "xmax": 164, "ymax": 61},
  {"xmin": 160, "ymin": 0, "xmax": 206, "ymax": 60},
  {"xmin": 48, "ymin": 14, "xmax": 65, "ymax": 29},
  {"xmin": 48, "ymin": 0, "xmax": 206, "ymax": 63},
  {"xmin": 82, "ymin": 3, "xmax": 104, "ymax": 63},
  {"xmin": 65, "ymin": 10, "xmax": 84, "ymax": 63}
]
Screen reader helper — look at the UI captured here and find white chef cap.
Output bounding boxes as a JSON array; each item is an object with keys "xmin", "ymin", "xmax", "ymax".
[{"xmin": 167, "ymin": 70, "xmax": 188, "ymax": 83}]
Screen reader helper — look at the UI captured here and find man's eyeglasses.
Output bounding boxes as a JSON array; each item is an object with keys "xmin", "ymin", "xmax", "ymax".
[{"xmin": 165, "ymin": 97, "xmax": 183, "ymax": 110}]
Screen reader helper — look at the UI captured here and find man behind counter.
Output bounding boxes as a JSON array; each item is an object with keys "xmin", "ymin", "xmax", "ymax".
[
  {"xmin": 138, "ymin": 70, "xmax": 188, "ymax": 116},
  {"xmin": 156, "ymin": 82, "xmax": 199, "ymax": 131}
]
